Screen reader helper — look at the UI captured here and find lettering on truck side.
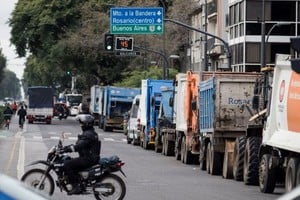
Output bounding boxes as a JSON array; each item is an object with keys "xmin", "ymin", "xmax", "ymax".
[{"xmin": 228, "ymin": 98, "xmax": 251, "ymax": 105}]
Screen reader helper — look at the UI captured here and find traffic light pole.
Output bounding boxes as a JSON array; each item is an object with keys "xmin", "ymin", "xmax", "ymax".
[{"xmin": 164, "ymin": 18, "xmax": 231, "ymax": 69}]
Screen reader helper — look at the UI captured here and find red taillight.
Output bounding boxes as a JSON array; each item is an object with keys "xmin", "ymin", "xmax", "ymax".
[{"xmin": 117, "ymin": 162, "xmax": 125, "ymax": 167}]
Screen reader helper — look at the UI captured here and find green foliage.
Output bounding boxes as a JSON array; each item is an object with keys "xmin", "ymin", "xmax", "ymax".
[
  {"xmin": 9, "ymin": 0, "xmax": 191, "ymax": 93},
  {"xmin": 113, "ymin": 66, "xmax": 178, "ymax": 87},
  {"xmin": 0, "ymin": 49, "xmax": 6, "ymax": 83},
  {"xmin": 0, "ymin": 70, "xmax": 21, "ymax": 100}
]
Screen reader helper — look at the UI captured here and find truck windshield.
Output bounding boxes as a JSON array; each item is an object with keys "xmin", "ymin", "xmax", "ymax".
[
  {"xmin": 110, "ymin": 102, "xmax": 132, "ymax": 117},
  {"xmin": 67, "ymin": 96, "xmax": 82, "ymax": 106}
]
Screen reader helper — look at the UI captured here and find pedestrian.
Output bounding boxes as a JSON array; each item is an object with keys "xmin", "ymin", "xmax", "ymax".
[{"xmin": 17, "ymin": 106, "xmax": 27, "ymax": 128}]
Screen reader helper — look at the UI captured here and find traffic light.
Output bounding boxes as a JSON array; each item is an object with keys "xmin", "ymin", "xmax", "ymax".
[
  {"xmin": 290, "ymin": 36, "xmax": 300, "ymax": 73},
  {"xmin": 104, "ymin": 33, "xmax": 114, "ymax": 51}
]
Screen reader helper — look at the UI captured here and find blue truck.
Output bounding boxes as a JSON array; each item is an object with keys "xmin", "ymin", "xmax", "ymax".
[
  {"xmin": 154, "ymin": 85, "xmax": 176, "ymax": 155},
  {"xmin": 140, "ymin": 79, "xmax": 173, "ymax": 149},
  {"xmin": 99, "ymin": 86, "xmax": 141, "ymax": 132}
]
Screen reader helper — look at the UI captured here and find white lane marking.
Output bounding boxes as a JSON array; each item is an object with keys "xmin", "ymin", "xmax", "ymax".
[
  {"xmin": 33, "ymin": 136, "xmax": 42, "ymax": 140},
  {"xmin": 103, "ymin": 138, "xmax": 114, "ymax": 141},
  {"xmin": 17, "ymin": 136, "xmax": 25, "ymax": 179},
  {"xmin": 50, "ymin": 136, "xmax": 60, "ymax": 140},
  {"xmin": 68, "ymin": 137, "xmax": 77, "ymax": 140},
  {"xmin": 0, "ymin": 135, "xmax": 7, "ymax": 138}
]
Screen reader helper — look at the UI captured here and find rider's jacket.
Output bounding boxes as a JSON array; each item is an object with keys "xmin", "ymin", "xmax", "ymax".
[{"xmin": 74, "ymin": 128, "xmax": 101, "ymax": 163}]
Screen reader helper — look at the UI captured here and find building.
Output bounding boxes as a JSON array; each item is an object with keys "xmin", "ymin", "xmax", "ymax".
[{"xmin": 189, "ymin": 0, "xmax": 300, "ymax": 72}]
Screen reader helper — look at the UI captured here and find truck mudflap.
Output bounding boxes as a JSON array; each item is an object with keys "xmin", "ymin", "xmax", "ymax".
[{"xmin": 149, "ymin": 128, "xmax": 156, "ymax": 144}]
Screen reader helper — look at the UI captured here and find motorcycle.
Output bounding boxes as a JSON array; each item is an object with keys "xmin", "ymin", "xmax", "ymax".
[{"xmin": 20, "ymin": 136, "xmax": 126, "ymax": 200}]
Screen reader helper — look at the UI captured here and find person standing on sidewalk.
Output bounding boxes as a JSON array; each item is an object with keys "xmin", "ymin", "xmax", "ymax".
[{"xmin": 17, "ymin": 106, "xmax": 27, "ymax": 128}]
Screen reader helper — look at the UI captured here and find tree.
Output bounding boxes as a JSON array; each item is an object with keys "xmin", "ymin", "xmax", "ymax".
[
  {"xmin": 0, "ymin": 70, "xmax": 21, "ymax": 100},
  {"xmin": 0, "ymin": 48, "xmax": 6, "ymax": 83}
]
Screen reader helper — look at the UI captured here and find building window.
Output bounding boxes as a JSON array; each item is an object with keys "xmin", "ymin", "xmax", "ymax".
[
  {"xmin": 246, "ymin": 43, "xmax": 260, "ymax": 63},
  {"xmin": 239, "ymin": 1, "xmax": 244, "ymax": 22},
  {"xmin": 246, "ymin": 1, "xmax": 262, "ymax": 21},
  {"xmin": 271, "ymin": 1, "xmax": 296, "ymax": 21},
  {"xmin": 245, "ymin": 65, "xmax": 260, "ymax": 72},
  {"xmin": 246, "ymin": 23, "xmax": 261, "ymax": 35}
]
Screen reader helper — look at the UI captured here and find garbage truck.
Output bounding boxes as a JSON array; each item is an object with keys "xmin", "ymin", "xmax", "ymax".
[{"xmin": 258, "ymin": 53, "xmax": 300, "ymax": 193}]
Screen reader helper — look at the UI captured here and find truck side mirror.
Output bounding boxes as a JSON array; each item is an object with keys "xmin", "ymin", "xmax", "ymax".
[
  {"xmin": 191, "ymin": 100, "xmax": 197, "ymax": 111},
  {"xmin": 169, "ymin": 97, "xmax": 173, "ymax": 107},
  {"xmin": 252, "ymin": 95, "xmax": 260, "ymax": 110}
]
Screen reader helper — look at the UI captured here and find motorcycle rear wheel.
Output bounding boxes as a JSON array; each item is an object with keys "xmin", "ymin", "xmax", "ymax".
[
  {"xmin": 21, "ymin": 168, "xmax": 55, "ymax": 196},
  {"xmin": 93, "ymin": 174, "xmax": 126, "ymax": 200}
]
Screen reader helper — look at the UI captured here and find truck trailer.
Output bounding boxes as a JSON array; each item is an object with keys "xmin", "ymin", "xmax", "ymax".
[
  {"xmin": 198, "ymin": 72, "xmax": 263, "ymax": 178},
  {"xmin": 99, "ymin": 86, "xmax": 140, "ymax": 132},
  {"xmin": 26, "ymin": 86, "xmax": 54, "ymax": 124}
]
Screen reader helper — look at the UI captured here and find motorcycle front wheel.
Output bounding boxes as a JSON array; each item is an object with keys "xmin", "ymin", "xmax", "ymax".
[
  {"xmin": 21, "ymin": 168, "xmax": 55, "ymax": 196},
  {"xmin": 93, "ymin": 173, "xmax": 126, "ymax": 200}
]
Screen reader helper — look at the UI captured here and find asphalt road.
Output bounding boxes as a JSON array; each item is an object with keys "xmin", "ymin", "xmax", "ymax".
[{"xmin": 0, "ymin": 115, "xmax": 284, "ymax": 200}]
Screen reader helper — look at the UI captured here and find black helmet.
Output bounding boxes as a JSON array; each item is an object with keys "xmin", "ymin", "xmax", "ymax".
[{"xmin": 75, "ymin": 114, "xmax": 94, "ymax": 129}]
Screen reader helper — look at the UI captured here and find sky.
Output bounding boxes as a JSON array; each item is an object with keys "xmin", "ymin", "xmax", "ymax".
[{"xmin": 0, "ymin": 1, "xmax": 26, "ymax": 81}]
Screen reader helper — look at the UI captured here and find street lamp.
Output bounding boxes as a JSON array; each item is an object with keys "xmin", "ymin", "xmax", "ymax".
[{"xmin": 265, "ymin": 22, "xmax": 292, "ymax": 43}]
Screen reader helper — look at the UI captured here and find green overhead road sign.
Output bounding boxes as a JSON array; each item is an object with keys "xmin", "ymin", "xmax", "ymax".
[{"xmin": 110, "ymin": 7, "xmax": 164, "ymax": 34}]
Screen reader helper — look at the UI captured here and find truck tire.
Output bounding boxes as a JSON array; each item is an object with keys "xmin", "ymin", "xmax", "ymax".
[
  {"xmin": 206, "ymin": 142, "xmax": 211, "ymax": 174},
  {"xmin": 181, "ymin": 137, "xmax": 193, "ymax": 164},
  {"xmin": 208, "ymin": 142, "xmax": 222, "ymax": 175},
  {"xmin": 285, "ymin": 157, "xmax": 299, "ymax": 192},
  {"xmin": 296, "ymin": 163, "xmax": 300, "ymax": 186},
  {"xmin": 165, "ymin": 139, "xmax": 175, "ymax": 156},
  {"xmin": 175, "ymin": 136, "xmax": 181, "ymax": 161},
  {"xmin": 243, "ymin": 137, "xmax": 261, "ymax": 185},
  {"xmin": 259, "ymin": 154, "xmax": 276, "ymax": 193},
  {"xmin": 233, "ymin": 136, "xmax": 246, "ymax": 181},
  {"xmin": 199, "ymin": 141, "xmax": 206, "ymax": 171},
  {"xmin": 155, "ymin": 134, "xmax": 162, "ymax": 153}
]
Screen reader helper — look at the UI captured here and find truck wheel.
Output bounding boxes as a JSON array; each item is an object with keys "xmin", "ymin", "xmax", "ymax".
[
  {"xmin": 161, "ymin": 135, "xmax": 166, "ymax": 155},
  {"xmin": 206, "ymin": 142, "xmax": 211, "ymax": 174},
  {"xmin": 175, "ymin": 136, "xmax": 181, "ymax": 161},
  {"xmin": 285, "ymin": 157, "xmax": 299, "ymax": 192},
  {"xmin": 165, "ymin": 140, "xmax": 175, "ymax": 157},
  {"xmin": 243, "ymin": 137, "xmax": 261, "ymax": 185},
  {"xmin": 259, "ymin": 154, "xmax": 276, "ymax": 193},
  {"xmin": 181, "ymin": 138, "xmax": 193, "ymax": 164},
  {"xmin": 233, "ymin": 136, "xmax": 246, "ymax": 181},
  {"xmin": 296, "ymin": 163, "xmax": 300, "ymax": 186},
  {"xmin": 155, "ymin": 135, "xmax": 162, "ymax": 153},
  {"xmin": 208, "ymin": 142, "xmax": 222, "ymax": 175}
]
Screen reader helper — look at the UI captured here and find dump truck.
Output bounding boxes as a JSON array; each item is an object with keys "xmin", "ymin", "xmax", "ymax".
[
  {"xmin": 154, "ymin": 85, "xmax": 175, "ymax": 155},
  {"xmin": 198, "ymin": 72, "xmax": 263, "ymax": 179},
  {"xmin": 99, "ymin": 86, "xmax": 140, "ymax": 132},
  {"xmin": 139, "ymin": 79, "xmax": 173, "ymax": 149},
  {"xmin": 26, "ymin": 86, "xmax": 54, "ymax": 124},
  {"xmin": 258, "ymin": 54, "xmax": 300, "ymax": 193},
  {"xmin": 173, "ymin": 73, "xmax": 188, "ymax": 160},
  {"xmin": 174, "ymin": 71, "xmax": 200, "ymax": 164}
]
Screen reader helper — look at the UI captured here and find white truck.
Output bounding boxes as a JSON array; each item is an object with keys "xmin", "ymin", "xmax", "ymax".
[
  {"xmin": 258, "ymin": 54, "xmax": 300, "ymax": 193},
  {"xmin": 26, "ymin": 86, "xmax": 54, "ymax": 124}
]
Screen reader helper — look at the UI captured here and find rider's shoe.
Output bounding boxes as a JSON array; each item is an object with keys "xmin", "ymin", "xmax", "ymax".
[{"xmin": 67, "ymin": 184, "xmax": 82, "ymax": 195}]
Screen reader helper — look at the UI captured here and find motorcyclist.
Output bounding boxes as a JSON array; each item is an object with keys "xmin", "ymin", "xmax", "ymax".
[
  {"xmin": 17, "ymin": 106, "xmax": 27, "ymax": 128},
  {"xmin": 61, "ymin": 114, "xmax": 101, "ymax": 195},
  {"xmin": 3, "ymin": 105, "xmax": 13, "ymax": 127}
]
